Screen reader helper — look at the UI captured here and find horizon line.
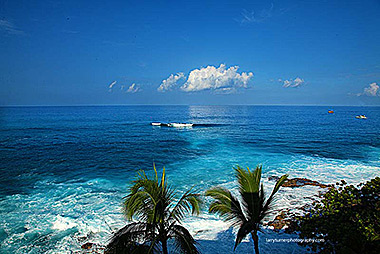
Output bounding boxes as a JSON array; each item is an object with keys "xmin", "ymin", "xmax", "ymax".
[{"xmin": 1, "ymin": 103, "xmax": 379, "ymax": 107}]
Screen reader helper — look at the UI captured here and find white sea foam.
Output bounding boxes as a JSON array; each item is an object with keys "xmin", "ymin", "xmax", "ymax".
[{"xmin": 51, "ymin": 215, "xmax": 77, "ymax": 231}]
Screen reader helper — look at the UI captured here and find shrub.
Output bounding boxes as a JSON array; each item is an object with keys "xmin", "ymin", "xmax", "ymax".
[{"xmin": 287, "ymin": 177, "xmax": 380, "ymax": 253}]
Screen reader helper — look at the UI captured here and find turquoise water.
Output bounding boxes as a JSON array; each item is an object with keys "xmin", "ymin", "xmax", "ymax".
[{"xmin": 0, "ymin": 106, "xmax": 379, "ymax": 253}]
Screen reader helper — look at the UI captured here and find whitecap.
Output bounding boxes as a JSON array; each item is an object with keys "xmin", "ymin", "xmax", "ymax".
[{"xmin": 51, "ymin": 215, "xmax": 77, "ymax": 231}]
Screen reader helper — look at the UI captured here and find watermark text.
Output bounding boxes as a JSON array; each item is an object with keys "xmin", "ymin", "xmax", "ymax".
[{"xmin": 266, "ymin": 238, "xmax": 325, "ymax": 243}]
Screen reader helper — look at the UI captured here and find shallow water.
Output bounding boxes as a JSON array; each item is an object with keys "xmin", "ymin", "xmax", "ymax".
[{"xmin": 0, "ymin": 105, "xmax": 379, "ymax": 253}]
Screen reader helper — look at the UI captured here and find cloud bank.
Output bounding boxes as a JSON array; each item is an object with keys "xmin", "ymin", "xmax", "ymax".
[
  {"xmin": 158, "ymin": 64, "xmax": 253, "ymax": 93},
  {"xmin": 357, "ymin": 82, "xmax": 379, "ymax": 97},
  {"xmin": 280, "ymin": 77, "xmax": 305, "ymax": 88}
]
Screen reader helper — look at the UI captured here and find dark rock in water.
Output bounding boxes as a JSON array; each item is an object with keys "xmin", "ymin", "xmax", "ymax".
[
  {"xmin": 265, "ymin": 210, "xmax": 291, "ymax": 230},
  {"xmin": 268, "ymin": 176, "xmax": 333, "ymax": 188},
  {"xmin": 195, "ymin": 229, "xmax": 211, "ymax": 235},
  {"xmin": 81, "ymin": 242, "xmax": 93, "ymax": 249}
]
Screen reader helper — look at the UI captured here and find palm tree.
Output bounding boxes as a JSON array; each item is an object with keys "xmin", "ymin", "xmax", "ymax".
[
  {"xmin": 206, "ymin": 165, "xmax": 288, "ymax": 254},
  {"xmin": 105, "ymin": 165, "xmax": 201, "ymax": 254}
]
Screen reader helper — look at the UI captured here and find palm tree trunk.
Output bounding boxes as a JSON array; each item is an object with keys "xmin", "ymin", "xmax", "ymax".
[
  {"xmin": 162, "ymin": 239, "xmax": 168, "ymax": 254},
  {"xmin": 251, "ymin": 232, "xmax": 259, "ymax": 254}
]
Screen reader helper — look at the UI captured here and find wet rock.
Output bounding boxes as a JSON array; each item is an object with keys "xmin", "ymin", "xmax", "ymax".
[
  {"xmin": 195, "ymin": 229, "xmax": 210, "ymax": 234},
  {"xmin": 265, "ymin": 210, "xmax": 291, "ymax": 230},
  {"xmin": 268, "ymin": 176, "xmax": 333, "ymax": 188},
  {"xmin": 81, "ymin": 242, "xmax": 93, "ymax": 250}
]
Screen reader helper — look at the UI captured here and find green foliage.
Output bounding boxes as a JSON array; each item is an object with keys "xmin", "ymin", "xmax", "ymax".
[
  {"xmin": 106, "ymin": 165, "xmax": 202, "ymax": 254},
  {"xmin": 287, "ymin": 177, "xmax": 380, "ymax": 253},
  {"xmin": 206, "ymin": 165, "xmax": 288, "ymax": 254}
]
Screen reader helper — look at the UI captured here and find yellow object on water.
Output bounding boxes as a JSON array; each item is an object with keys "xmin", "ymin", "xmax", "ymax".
[{"xmin": 328, "ymin": 110, "xmax": 334, "ymax": 113}]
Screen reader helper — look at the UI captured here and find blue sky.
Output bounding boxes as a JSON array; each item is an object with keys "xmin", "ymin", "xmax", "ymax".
[{"xmin": 1, "ymin": 0, "xmax": 380, "ymax": 105}]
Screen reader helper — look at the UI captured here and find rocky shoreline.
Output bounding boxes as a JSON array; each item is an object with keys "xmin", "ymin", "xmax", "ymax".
[
  {"xmin": 264, "ymin": 176, "xmax": 333, "ymax": 231},
  {"xmin": 268, "ymin": 176, "xmax": 333, "ymax": 189}
]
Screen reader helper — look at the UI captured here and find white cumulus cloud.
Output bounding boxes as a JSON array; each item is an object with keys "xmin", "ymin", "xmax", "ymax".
[
  {"xmin": 357, "ymin": 82, "xmax": 379, "ymax": 97},
  {"xmin": 281, "ymin": 77, "xmax": 304, "ymax": 88},
  {"xmin": 126, "ymin": 83, "xmax": 141, "ymax": 93},
  {"xmin": 158, "ymin": 64, "xmax": 254, "ymax": 93},
  {"xmin": 181, "ymin": 64, "xmax": 253, "ymax": 92},
  {"xmin": 157, "ymin": 73, "xmax": 185, "ymax": 92}
]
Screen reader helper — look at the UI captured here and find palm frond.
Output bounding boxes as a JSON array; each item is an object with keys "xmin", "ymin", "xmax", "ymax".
[
  {"xmin": 261, "ymin": 174, "xmax": 288, "ymax": 220},
  {"xmin": 241, "ymin": 190, "xmax": 261, "ymax": 222},
  {"xmin": 168, "ymin": 187, "xmax": 202, "ymax": 223},
  {"xmin": 235, "ymin": 166, "xmax": 263, "ymax": 222},
  {"xmin": 123, "ymin": 168, "xmax": 176, "ymax": 223},
  {"xmin": 124, "ymin": 181, "xmax": 158, "ymax": 221},
  {"xmin": 235, "ymin": 165, "xmax": 262, "ymax": 193},
  {"xmin": 116, "ymin": 166, "xmax": 200, "ymax": 254},
  {"xmin": 105, "ymin": 222, "xmax": 158, "ymax": 254},
  {"xmin": 234, "ymin": 221, "xmax": 255, "ymax": 251},
  {"xmin": 153, "ymin": 163, "xmax": 158, "ymax": 181},
  {"xmin": 128, "ymin": 176, "xmax": 151, "ymax": 197},
  {"xmin": 160, "ymin": 166, "xmax": 166, "ymax": 188},
  {"xmin": 259, "ymin": 183, "xmax": 265, "ymax": 208},
  {"xmin": 264, "ymin": 174, "xmax": 289, "ymax": 210},
  {"xmin": 207, "ymin": 166, "xmax": 288, "ymax": 253},
  {"xmin": 124, "ymin": 192, "xmax": 149, "ymax": 218},
  {"xmin": 206, "ymin": 187, "xmax": 246, "ymax": 226},
  {"xmin": 169, "ymin": 224, "xmax": 199, "ymax": 254},
  {"xmin": 258, "ymin": 183, "xmax": 270, "ymax": 221}
]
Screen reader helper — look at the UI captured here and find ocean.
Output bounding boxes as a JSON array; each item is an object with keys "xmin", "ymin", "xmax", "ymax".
[{"xmin": 0, "ymin": 105, "xmax": 379, "ymax": 253}]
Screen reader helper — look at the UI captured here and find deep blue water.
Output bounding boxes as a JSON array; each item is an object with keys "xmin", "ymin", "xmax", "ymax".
[{"xmin": 0, "ymin": 106, "xmax": 379, "ymax": 253}]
